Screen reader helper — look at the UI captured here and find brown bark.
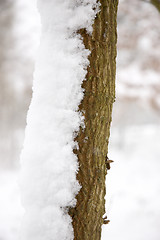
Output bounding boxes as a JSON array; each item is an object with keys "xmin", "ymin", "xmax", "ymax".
[{"xmin": 69, "ymin": 1, "xmax": 118, "ymax": 239}]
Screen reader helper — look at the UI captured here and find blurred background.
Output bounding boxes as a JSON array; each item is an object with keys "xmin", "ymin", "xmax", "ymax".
[{"xmin": 0, "ymin": 0, "xmax": 159, "ymax": 239}]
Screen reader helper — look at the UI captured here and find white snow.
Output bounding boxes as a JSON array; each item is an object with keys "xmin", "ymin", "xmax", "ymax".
[
  {"xmin": 1, "ymin": 125, "xmax": 160, "ymax": 240},
  {"xmin": 0, "ymin": 171, "xmax": 24, "ymax": 240},
  {"xmin": 20, "ymin": 1, "xmax": 99, "ymax": 240},
  {"xmin": 1, "ymin": 0, "xmax": 160, "ymax": 240},
  {"xmin": 102, "ymin": 125, "xmax": 160, "ymax": 240}
]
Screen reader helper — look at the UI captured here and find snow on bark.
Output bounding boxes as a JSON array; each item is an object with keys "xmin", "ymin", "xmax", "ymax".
[{"xmin": 20, "ymin": 1, "xmax": 99, "ymax": 240}]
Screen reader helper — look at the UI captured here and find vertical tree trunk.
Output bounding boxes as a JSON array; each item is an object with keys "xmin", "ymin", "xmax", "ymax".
[{"xmin": 69, "ymin": 0, "xmax": 118, "ymax": 239}]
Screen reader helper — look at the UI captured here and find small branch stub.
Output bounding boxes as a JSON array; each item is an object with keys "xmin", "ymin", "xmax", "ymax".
[
  {"xmin": 103, "ymin": 215, "xmax": 110, "ymax": 225},
  {"xmin": 105, "ymin": 156, "xmax": 114, "ymax": 170}
]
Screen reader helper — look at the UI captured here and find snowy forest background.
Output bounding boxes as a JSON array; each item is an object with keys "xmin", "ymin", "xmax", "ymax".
[{"xmin": 0, "ymin": 0, "xmax": 160, "ymax": 239}]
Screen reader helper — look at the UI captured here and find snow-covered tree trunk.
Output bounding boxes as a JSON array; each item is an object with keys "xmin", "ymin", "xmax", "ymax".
[
  {"xmin": 69, "ymin": 1, "xmax": 118, "ymax": 239},
  {"xmin": 20, "ymin": 1, "xmax": 118, "ymax": 240}
]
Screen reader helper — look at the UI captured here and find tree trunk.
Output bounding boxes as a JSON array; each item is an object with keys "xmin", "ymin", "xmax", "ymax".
[
  {"xmin": 150, "ymin": 0, "xmax": 160, "ymax": 12},
  {"xmin": 69, "ymin": 0, "xmax": 118, "ymax": 239}
]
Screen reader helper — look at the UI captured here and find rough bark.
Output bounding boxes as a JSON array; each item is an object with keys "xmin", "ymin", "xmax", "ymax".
[{"xmin": 69, "ymin": 1, "xmax": 118, "ymax": 239}]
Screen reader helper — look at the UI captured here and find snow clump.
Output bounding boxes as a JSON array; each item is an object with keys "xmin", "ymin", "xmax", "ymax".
[{"xmin": 20, "ymin": 1, "xmax": 99, "ymax": 240}]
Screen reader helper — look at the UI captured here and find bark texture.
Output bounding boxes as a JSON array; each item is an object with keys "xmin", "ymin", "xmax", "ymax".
[{"xmin": 69, "ymin": 1, "xmax": 118, "ymax": 239}]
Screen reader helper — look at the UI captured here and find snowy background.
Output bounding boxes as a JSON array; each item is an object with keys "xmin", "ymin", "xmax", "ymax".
[{"xmin": 0, "ymin": 0, "xmax": 160, "ymax": 239}]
